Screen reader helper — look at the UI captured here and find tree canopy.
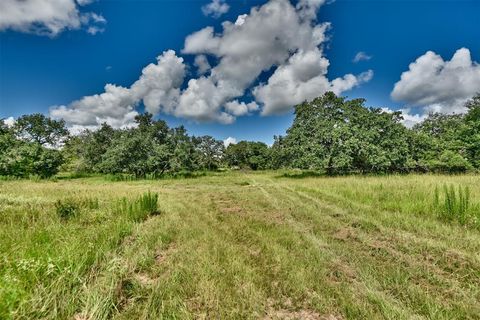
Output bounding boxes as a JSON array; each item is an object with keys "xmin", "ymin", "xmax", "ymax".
[{"xmin": 1, "ymin": 92, "xmax": 479, "ymax": 178}]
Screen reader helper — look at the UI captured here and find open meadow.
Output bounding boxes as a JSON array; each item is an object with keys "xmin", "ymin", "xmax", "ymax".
[{"xmin": 1, "ymin": 172, "xmax": 480, "ymax": 319}]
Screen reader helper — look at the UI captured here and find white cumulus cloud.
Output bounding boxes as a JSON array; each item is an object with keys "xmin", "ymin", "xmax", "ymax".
[
  {"xmin": 255, "ymin": 48, "xmax": 373, "ymax": 115},
  {"xmin": 50, "ymin": 0, "xmax": 372, "ymax": 129},
  {"xmin": 391, "ymin": 48, "xmax": 480, "ymax": 115},
  {"xmin": 50, "ymin": 50, "xmax": 186, "ymax": 130},
  {"xmin": 381, "ymin": 107, "xmax": 427, "ymax": 128},
  {"xmin": 223, "ymin": 136, "xmax": 237, "ymax": 147},
  {"xmin": 224, "ymin": 100, "xmax": 259, "ymax": 116},
  {"xmin": 194, "ymin": 55, "xmax": 212, "ymax": 75},
  {"xmin": 182, "ymin": 0, "xmax": 371, "ymax": 120},
  {"xmin": 0, "ymin": 0, "xmax": 106, "ymax": 36},
  {"xmin": 202, "ymin": 0, "xmax": 230, "ymax": 18}
]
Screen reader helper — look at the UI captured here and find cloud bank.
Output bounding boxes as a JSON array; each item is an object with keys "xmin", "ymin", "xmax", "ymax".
[
  {"xmin": 0, "ymin": 0, "xmax": 106, "ymax": 36},
  {"xmin": 50, "ymin": 0, "xmax": 372, "ymax": 130},
  {"xmin": 50, "ymin": 50, "xmax": 186, "ymax": 129},
  {"xmin": 392, "ymin": 48, "xmax": 480, "ymax": 115}
]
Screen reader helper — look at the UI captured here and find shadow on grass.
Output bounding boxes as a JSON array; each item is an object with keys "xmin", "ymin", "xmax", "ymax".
[{"xmin": 276, "ymin": 170, "xmax": 325, "ymax": 179}]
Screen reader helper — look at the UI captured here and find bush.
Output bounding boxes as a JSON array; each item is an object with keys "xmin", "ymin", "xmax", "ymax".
[
  {"xmin": 439, "ymin": 151, "xmax": 472, "ymax": 173},
  {"xmin": 55, "ymin": 199, "xmax": 79, "ymax": 219},
  {"xmin": 427, "ymin": 151, "xmax": 472, "ymax": 173}
]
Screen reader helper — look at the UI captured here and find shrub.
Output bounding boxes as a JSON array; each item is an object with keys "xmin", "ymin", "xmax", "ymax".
[
  {"xmin": 55, "ymin": 199, "xmax": 79, "ymax": 219},
  {"xmin": 426, "ymin": 151, "xmax": 472, "ymax": 173}
]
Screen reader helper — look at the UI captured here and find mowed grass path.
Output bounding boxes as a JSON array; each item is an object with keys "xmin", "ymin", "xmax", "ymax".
[{"xmin": 1, "ymin": 172, "xmax": 479, "ymax": 319}]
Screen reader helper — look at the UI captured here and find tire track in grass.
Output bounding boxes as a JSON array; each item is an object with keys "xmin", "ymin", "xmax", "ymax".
[
  {"xmin": 192, "ymin": 175, "xmax": 349, "ymax": 318},
  {"xmin": 291, "ymin": 184, "xmax": 480, "ymax": 287},
  {"xmin": 136, "ymin": 186, "xmax": 270, "ymax": 319},
  {"xmin": 249, "ymin": 176, "xmax": 330, "ymax": 251},
  {"xmin": 294, "ymin": 183, "xmax": 480, "ymax": 252},
  {"xmin": 280, "ymin": 180, "xmax": 479, "ymax": 263},
  {"xmin": 78, "ymin": 188, "xmax": 191, "ymax": 320},
  {"xmin": 264, "ymin": 178, "xmax": 480, "ymax": 319},
  {"xmin": 249, "ymin": 175, "xmax": 418, "ymax": 319},
  {"xmin": 196, "ymin": 184, "xmax": 340, "ymax": 318}
]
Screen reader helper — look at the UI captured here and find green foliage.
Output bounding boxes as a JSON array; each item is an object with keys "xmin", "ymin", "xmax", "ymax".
[
  {"xmin": 438, "ymin": 151, "xmax": 472, "ymax": 173},
  {"xmin": 225, "ymin": 140, "xmax": 270, "ymax": 170},
  {"xmin": 412, "ymin": 112, "xmax": 469, "ymax": 172},
  {"xmin": 193, "ymin": 135, "xmax": 225, "ymax": 170},
  {"xmin": 461, "ymin": 94, "xmax": 480, "ymax": 168},
  {"xmin": 14, "ymin": 113, "xmax": 68, "ymax": 147},
  {"xmin": 0, "ymin": 140, "xmax": 64, "ymax": 178},
  {"xmin": 1, "ymin": 115, "xmax": 66, "ymax": 178},
  {"xmin": 70, "ymin": 114, "xmax": 225, "ymax": 177},
  {"xmin": 3, "ymin": 93, "xmax": 479, "ymax": 178},
  {"xmin": 55, "ymin": 199, "xmax": 79, "ymax": 219},
  {"xmin": 275, "ymin": 92, "xmax": 411, "ymax": 174}
]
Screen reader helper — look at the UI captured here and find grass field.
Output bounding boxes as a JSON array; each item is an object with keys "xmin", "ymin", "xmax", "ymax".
[{"xmin": 1, "ymin": 172, "xmax": 480, "ymax": 319}]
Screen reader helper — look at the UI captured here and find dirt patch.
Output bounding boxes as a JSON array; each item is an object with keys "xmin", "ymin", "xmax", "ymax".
[
  {"xmin": 327, "ymin": 259, "xmax": 357, "ymax": 283},
  {"xmin": 249, "ymin": 247, "xmax": 262, "ymax": 257},
  {"xmin": 332, "ymin": 227, "xmax": 357, "ymax": 241},
  {"xmin": 155, "ymin": 243, "xmax": 177, "ymax": 265},
  {"xmin": 212, "ymin": 195, "xmax": 246, "ymax": 215},
  {"xmin": 441, "ymin": 249, "xmax": 473, "ymax": 273},
  {"xmin": 120, "ymin": 234, "xmax": 136, "ymax": 247},
  {"xmin": 134, "ymin": 272, "xmax": 156, "ymax": 286},
  {"xmin": 220, "ymin": 206, "xmax": 243, "ymax": 214},
  {"xmin": 114, "ymin": 278, "xmax": 135, "ymax": 312},
  {"xmin": 264, "ymin": 309, "xmax": 343, "ymax": 320},
  {"xmin": 264, "ymin": 299, "xmax": 344, "ymax": 320}
]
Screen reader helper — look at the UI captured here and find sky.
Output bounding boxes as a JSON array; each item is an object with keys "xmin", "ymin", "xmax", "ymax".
[{"xmin": 0, "ymin": 0, "xmax": 479, "ymax": 144}]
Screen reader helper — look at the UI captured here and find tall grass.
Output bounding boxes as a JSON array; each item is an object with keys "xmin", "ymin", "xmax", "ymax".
[
  {"xmin": 2, "ymin": 173, "xmax": 480, "ymax": 319},
  {"xmin": 434, "ymin": 184, "xmax": 471, "ymax": 225},
  {"xmin": 106, "ymin": 171, "xmax": 208, "ymax": 182},
  {"xmin": 55, "ymin": 199, "xmax": 79, "ymax": 219},
  {"xmin": 117, "ymin": 191, "xmax": 159, "ymax": 222}
]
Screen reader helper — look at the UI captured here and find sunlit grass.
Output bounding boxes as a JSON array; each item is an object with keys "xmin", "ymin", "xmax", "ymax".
[{"xmin": 1, "ymin": 172, "xmax": 479, "ymax": 319}]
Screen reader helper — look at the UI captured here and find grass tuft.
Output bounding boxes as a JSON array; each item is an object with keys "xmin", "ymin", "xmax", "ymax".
[
  {"xmin": 434, "ymin": 184, "xmax": 472, "ymax": 225},
  {"xmin": 138, "ymin": 191, "xmax": 159, "ymax": 216},
  {"xmin": 117, "ymin": 191, "xmax": 160, "ymax": 222},
  {"xmin": 55, "ymin": 199, "xmax": 79, "ymax": 219}
]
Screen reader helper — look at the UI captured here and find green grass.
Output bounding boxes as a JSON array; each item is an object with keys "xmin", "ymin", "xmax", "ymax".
[{"xmin": 1, "ymin": 172, "xmax": 479, "ymax": 319}]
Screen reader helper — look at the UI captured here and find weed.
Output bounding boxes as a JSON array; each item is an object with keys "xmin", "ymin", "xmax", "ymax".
[
  {"xmin": 117, "ymin": 191, "xmax": 160, "ymax": 222},
  {"xmin": 55, "ymin": 199, "xmax": 79, "ymax": 219},
  {"xmin": 138, "ymin": 191, "xmax": 159, "ymax": 215},
  {"xmin": 434, "ymin": 184, "xmax": 471, "ymax": 225}
]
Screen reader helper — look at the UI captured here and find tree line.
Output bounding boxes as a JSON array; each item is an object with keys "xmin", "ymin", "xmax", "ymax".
[{"xmin": 1, "ymin": 92, "xmax": 478, "ymax": 178}]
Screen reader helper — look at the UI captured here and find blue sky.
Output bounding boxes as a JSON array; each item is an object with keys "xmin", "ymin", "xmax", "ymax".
[{"xmin": 1, "ymin": 0, "xmax": 479, "ymax": 144}]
